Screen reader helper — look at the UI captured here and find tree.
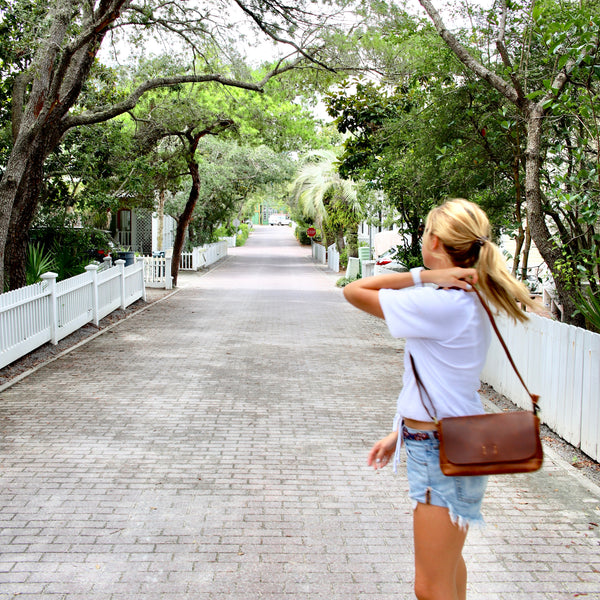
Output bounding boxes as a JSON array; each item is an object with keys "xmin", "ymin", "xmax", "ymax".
[
  {"xmin": 0, "ymin": 0, "xmax": 349, "ymax": 290},
  {"xmin": 184, "ymin": 139, "xmax": 295, "ymax": 244},
  {"xmin": 325, "ymin": 71, "xmax": 521, "ymax": 268},
  {"xmin": 289, "ymin": 149, "xmax": 362, "ymax": 251},
  {"xmin": 417, "ymin": 0, "xmax": 600, "ymax": 325},
  {"xmin": 124, "ymin": 62, "xmax": 314, "ymax": 284}
]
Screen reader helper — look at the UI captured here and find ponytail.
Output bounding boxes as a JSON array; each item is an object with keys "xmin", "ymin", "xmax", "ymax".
[
  {"xmin": 426, "ymin": 199, "xmax": 535, "ymax": 322},
  {"xmin": 475, "ymin": 240, "xmax": 535, "ymax": 322}
]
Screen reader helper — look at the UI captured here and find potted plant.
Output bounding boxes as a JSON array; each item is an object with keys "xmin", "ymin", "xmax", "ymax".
[{"xmin": 110, "ymin": 243, "xmax": 136, "ymax": 266}]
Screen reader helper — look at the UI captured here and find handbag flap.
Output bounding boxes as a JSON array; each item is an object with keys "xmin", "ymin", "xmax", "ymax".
[{"xmin": 439, "ymin": 412, "xmax": 540, "ymax": 465}]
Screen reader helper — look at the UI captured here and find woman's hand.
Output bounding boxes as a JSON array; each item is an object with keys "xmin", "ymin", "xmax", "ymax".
[
  {"xmin": 423, "ymin": 267, "xmax": 478, "ymax": 290},
  {"xmin": 367, "ymin": 431, "xmax": 399, "ymax": 470}
]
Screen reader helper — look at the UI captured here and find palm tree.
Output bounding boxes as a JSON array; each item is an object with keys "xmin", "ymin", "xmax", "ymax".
[{"xmin": 289, "ymin": 150, "xmax": 362, "ymax": 252}]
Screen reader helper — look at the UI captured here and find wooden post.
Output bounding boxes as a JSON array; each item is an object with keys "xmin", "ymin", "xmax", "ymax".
[
  {"xmin": 115, "ymin": 259, "xmax": 126, "ymax": 309},
  {"xmin": 85, "ymin": 264, "xmax": 100, "ymax": 326},
  {"xmin": 40, "ymin": 272, "xmax": 58, "ymax": 345},
  {"xmin": 136, "ymin": 256, "xmax": 147, "ymax": 301}
]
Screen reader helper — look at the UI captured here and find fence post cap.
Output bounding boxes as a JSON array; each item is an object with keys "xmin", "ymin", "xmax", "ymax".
[
  {"xmin": 115, "ymin": 259, "xmax": 126, "ymax": 265},
  {"xmin": 85, "ymin": 264, "xmax": 99, "ymax": 272},
  {"xmin": 40, "ymin": 272, "xmax": 58, "ymax": 280}
]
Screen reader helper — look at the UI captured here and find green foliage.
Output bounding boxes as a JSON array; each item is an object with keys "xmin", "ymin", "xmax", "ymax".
[
  {"xmin": 289, "ymin": 149, "xmax": 362, "ymax": 250},
  {"xmin": 293, "ymin": 221, "xmax": 316, "ymax": 245},
  {"xmin": 339, "ymin": 247, "xmax": 349, "ymax": 269},
  {"xmin": 574, "ymin": 289, "xmax": 600, "ymax": 334},
  {"xmin": 25, "ymin": 242, "xmax": 55, "ymax": 285},
  {"xmin": 30, "ymin": 213, "xmax": 112, "ymax": 282},
  {"xmin": 325, "ymin": 80, "xmax": 413, "ymax": 180},
  {"xmin": 236, "ymin": 223, "xmax": 250, "ymax": 246},
  {"xmin": 336, "ymin": 275, "xmax": 359, "ymax": 288},
  {"xmin": 296, "ymin": 228, "xmax": 312, "ymax": 245},
  {"xmin": 182, "ymin": 138, "xmax": 294, "ymax": 246}
]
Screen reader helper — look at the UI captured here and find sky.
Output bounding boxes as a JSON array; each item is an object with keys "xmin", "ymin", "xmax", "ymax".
[{"xmin": 98, "ymin": 0, "xmax": 497, "ymax": 69}]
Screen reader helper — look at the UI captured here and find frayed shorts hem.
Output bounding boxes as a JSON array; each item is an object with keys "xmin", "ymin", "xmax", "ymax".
[{"xmin": 410, "ymin": 498, "xmax": 486, "ymax": 531}]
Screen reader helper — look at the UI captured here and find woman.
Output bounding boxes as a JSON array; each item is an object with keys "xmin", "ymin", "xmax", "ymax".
[{"xmin": 343, "ymin": 199, "xmax": 533, "ymax": 600}]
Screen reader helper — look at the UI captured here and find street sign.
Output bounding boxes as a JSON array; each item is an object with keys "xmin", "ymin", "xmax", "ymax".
[{"xmin": 307, "ymin": 227, "xmax": 316, "ymax": 237}]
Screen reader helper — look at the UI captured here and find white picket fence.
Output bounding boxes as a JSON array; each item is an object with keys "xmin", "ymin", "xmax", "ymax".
[
  {"xmin": 311, "ymin": 240, "xmax": 341, "ymax": 272},
  {"xmin": 327, "ymin": 243, "xmax": 340, "ymax": 272},
  {"xmin": 200, "ymin": 241, "xmax": 228, "ymax": 266},
  {"xmin": 179, "ymin": 241, "xmax": 228, "ymax": 271},
  {"xmin": 311, "ymin": 240, "xmax": 327, "ymax": 265},
  {"xmin": 220, "ymin": 235, "xmax": 237, "ymax": 248},
  {"xmin": 481, "ymin": 313, "xmax": 600, "ymax": 461},
  {"xmin": 142, "ymin": 241, "xmax": 229, "ymax": 289},
  {"xmin": 0, "ymin": 260, "xmax": 145, "ymax": 370},
  {"xmin": 143, "ymin": 256, "xmax": 172, "ymax": 289}
]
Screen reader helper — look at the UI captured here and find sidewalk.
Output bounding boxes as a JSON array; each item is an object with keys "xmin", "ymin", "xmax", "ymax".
[{"xmin": 0, "ymin": 225, "xmax": 599, "ymax": 599}]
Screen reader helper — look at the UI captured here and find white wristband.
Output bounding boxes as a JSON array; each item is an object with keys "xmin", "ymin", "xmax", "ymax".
[{"xmin": 410, "ymin": 267, "xmax": 424, "ymax": 287}]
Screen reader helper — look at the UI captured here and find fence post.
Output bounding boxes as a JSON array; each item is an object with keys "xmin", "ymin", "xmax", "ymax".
[
  {"xmin": 85, "ymin": 264, "xmax": 100, "ymax": 326},
  {"xmin": 165, "ymin": 256, "xmax": 172, "ymax": 290},
  {"xmin": 136, "ymin": 257, "xmax": 147, "ymax": 301},
  {"xmin": 103, "ymin": 256, "xmax": 112, "ymax": 269},
  {"xmin": 41, "ymin": 272, "xmax": 58, "ymax": 345},
  {"xmin": 116, "ymin": 259, "xmax": 126, "ymax": 309}
]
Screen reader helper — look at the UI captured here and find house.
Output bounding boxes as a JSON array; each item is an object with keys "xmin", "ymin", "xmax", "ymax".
[{"xmin": 113, "ymin": 208, "xmax": 176, "ymax": 255}]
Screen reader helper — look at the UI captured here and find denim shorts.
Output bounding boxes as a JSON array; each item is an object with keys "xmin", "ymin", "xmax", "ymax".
[{"xmin": 403, "ymin": 425, "xmax": 488, "ymax": 529}]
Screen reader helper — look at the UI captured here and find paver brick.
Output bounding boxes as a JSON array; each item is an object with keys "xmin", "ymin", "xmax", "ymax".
[{"xmin": 1, "ymin": 226, "xmax": 599, "ymax": 598}]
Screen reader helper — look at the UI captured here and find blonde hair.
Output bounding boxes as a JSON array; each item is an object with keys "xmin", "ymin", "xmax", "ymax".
[{"xmin": 425, "ymin": 198, "xmax": 535, "ymax": 322}]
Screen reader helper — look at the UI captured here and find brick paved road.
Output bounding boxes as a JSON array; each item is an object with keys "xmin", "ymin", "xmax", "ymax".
[{"xmin": 1, "ymin": 226, "xmax": 599, "ymax": 599}]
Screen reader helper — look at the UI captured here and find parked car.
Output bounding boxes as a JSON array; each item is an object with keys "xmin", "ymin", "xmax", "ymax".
[
  {"xmin": 269, "ymin": 214, "xmax": 291, "ymax": 226},
  {"xmin": 374, "ymin": 248, "xmax": 407, "ymax": 273}
]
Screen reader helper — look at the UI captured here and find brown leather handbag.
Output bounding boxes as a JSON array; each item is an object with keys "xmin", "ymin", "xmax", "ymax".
[{"xmin": 410, "ymin": 287, "xmax": 544, "ymax": 477}]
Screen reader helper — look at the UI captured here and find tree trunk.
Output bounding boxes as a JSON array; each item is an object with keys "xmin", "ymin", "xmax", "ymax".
[
  {"xmin": 335, "ymin": 229, "xmax": 345, "ymax": 253},
  {"xmin": 520, "ymin": 225, "xmax": 531, "ymax": 283},
  {"xmin": 524, "ymin": 107, "xmax": 584, "ymax": 325},
  {"xmin": 171, "ymin": 161, "xmax": 201, "ymax": 287},
  {"xmin": 5, "ymin": 133, "xmax": 54, "ymax": 290},
  {"xmin": 512, "ymin": 227, "xmax": 524, "ymax": 278},
  {"xmin": 345, "ymin": 229, "xmax": 358, "ymax": 258},
  {"xmin": 157, "ymin": 189, "xmax": 166, "ymax": 252},
  {"xmin": 0, "ymin": 0, "xmax": 120, "ymax": 290},
  {"xmin": 511, "ymin": 157, "xmax": 524, "ymax": 278},
  {"xmin": 0, "ymin": 139, "xmax": 33, "ymax": 290},
  {"xmin": 7, "ymin": 193, "xmax": 39, "ymax": 290}
]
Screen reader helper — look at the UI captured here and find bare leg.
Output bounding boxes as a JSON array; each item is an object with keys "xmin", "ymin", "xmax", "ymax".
[{"xmin": 413, "ymin": 502, "xmax": 469, "ymax": 600}]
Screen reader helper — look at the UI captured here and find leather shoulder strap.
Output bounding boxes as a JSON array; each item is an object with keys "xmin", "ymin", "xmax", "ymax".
[{"xmin": 409, "ymin": 353, "xmax": 438, "ymax": 423}]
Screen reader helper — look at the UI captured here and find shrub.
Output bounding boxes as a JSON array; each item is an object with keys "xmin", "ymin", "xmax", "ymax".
[
  {"xmin": 26, "ymin": 242, "xmax": 55, "ymax": 285},
  {"xmin": 236, "ymin": 223, "xmax": 250, "ymax": 246},
  {"xmin": 574, "ymin": 288, "xmax": 600, "ymax": 333},
  {"xmin": 30, "ymin": 225, "xmax": 111, "ymax": 281},
  {"xmin": 339, "ymin": 248, "xmax": 349, "ymax": 269},
  {"xmin": 336, "ymin": 275, "xmax": 359, "ymax": 288},
  {"xmin": 295, "ymin": 226, "xmax": 312, "ymax": 245}
]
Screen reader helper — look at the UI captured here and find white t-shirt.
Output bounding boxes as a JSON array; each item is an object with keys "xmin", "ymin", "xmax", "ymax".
[{"xmin": 379, "ymin": 286, "xmax": 491, "ymax": 424}]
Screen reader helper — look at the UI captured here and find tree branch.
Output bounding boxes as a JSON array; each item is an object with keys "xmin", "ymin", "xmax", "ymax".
[
  {"xmin": 232, "ymin": 0, "xmax": 336, "ymax": 72},
  {"xmin": 418, "ymin": 0, "xmax": 522, "ymax": 107},
  {"xmin": 495, "ymin": 0, "xmax": 527, "ymax": 102},
  {"xmin": 63, "ymin": 56, "xmax": 304, "ymax": 130}
]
